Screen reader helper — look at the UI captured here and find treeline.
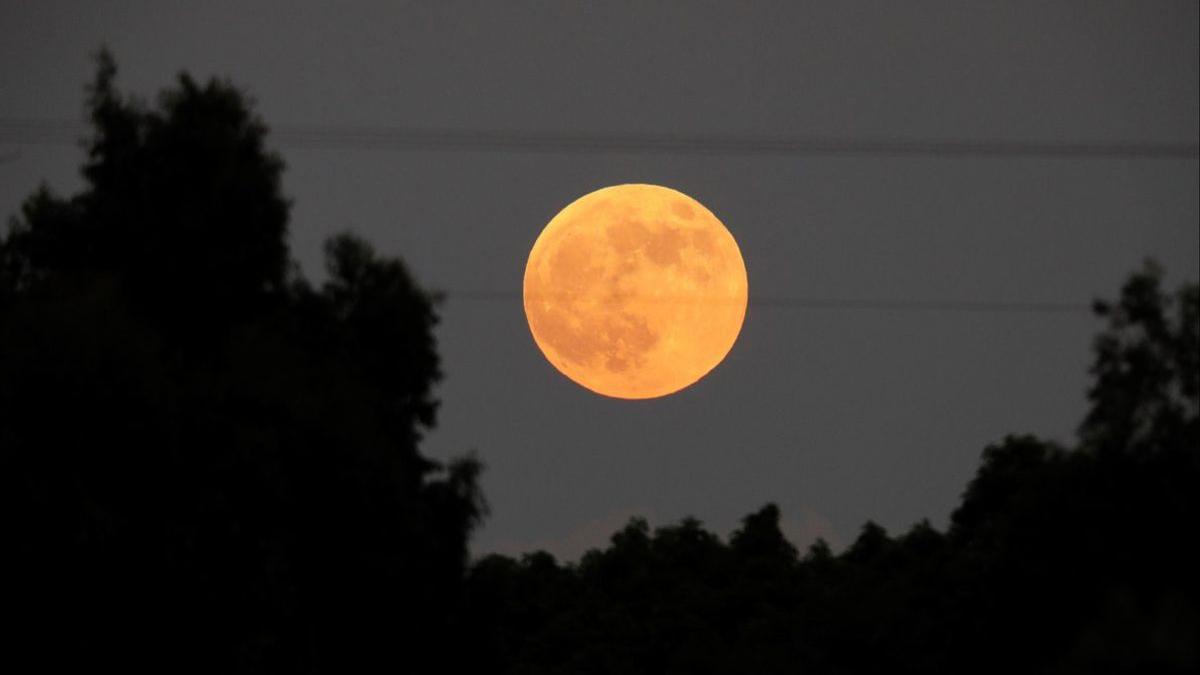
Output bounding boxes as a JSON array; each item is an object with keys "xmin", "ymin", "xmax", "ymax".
[
  {"xmin": 461, "ymin": 264, "xmax": 1197, "ymax": 675},
  {"xmin": 2, "ymin": 54, "xmax": 1196, "ymax": 673}
]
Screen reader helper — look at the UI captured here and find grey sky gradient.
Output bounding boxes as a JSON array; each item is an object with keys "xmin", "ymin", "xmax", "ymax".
[{"xmin": 2, "ymin": 1, "xmax": 1197, "ymax": 560}]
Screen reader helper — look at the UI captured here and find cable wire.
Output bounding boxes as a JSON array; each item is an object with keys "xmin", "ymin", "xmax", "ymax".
[
  {"xmin": 442, "ymin": 289, "xmax": 1091, "ymax": 314},
  {"xmin": 0, "ymin": 118, "xmax": 1153, "ymax": 315},
  {"xmin": 1, "ymin": 118, "xmax": 1196, "ymax": 159}
]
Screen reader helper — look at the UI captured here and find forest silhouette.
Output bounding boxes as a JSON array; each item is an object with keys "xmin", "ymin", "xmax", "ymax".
[{"xmin": 2, "ymin": 55, "xmax": 1196, "ymax": 674}]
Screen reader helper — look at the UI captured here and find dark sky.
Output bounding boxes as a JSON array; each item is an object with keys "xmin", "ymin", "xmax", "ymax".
[{"xmin": 2, "ymin": 1, "xmax": 1197, "ymax": 559}]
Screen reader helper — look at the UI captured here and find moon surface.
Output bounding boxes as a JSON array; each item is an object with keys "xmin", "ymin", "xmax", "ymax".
[{"xmin": 523, "ymin": 184, "xmax": 748, "ymax": 399}]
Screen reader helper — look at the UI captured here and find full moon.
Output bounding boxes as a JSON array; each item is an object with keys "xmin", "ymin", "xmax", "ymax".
[{"xmin": 523, "ymin": 184, "xmax": 748, "ymax": 399}]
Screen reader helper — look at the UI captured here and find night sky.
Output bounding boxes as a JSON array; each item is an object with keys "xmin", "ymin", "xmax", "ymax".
[{"xmin": 2, "ymin": 1, "xmax": 1196, "ymax": 560}]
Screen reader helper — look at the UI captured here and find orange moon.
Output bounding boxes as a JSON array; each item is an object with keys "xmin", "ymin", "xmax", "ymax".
[{"xmin": 523, "ymin": 184, "xmax": 748, "ymax": 399}]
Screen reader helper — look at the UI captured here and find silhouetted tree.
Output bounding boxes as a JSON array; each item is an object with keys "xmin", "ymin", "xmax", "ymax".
[
  {"xmin": 1, "ymin": 51, "xmax": 482, "ymax": 673},
  {"xmin": 939, "ymin": 263, "xmax": 1199, "ymax": 674},
  {"xmin": 1083, "ymin": 261, "xmax": 1199, "ymax": 457},
  {"xmin": 463, "ymin": 263, "xmax": 1198, "ymax": 675},
  {"xmin": 729, "ymin": 502, "xmax": 797, "ymax": 562},
  {"xmin": 4, "ymin": 50, "xmax": 1195, "ymax": 675}
]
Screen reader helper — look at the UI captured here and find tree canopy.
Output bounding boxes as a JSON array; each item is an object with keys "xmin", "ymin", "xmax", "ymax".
[
  {"xmin": 3, "ymin": 52, "xmax": 1195, "ymax": 674},
  {"xmin": 462, "ymin": 264, "xmax": 1198, "ymax": 675},
  {"xmin": 2, "ymin": 52, "xmax": 482, "ymax": 673}
]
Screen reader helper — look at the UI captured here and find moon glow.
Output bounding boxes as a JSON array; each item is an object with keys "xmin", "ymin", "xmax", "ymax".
[{"xmin": 523, "ymin": 184, "xmax": 748, "ymax": 399}]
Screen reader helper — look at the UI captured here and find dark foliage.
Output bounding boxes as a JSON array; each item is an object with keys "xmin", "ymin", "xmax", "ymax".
[
  {"xmin": 3, "ymin": 52, "xmax": 1195, "ymax": 674},
  {"xmin": 1, "ymin": 52, "xmax": 483, "ymax": 672},
  {"xmin": 464, "ymin": 263, "xmax": 1198, "ymax": 675}
]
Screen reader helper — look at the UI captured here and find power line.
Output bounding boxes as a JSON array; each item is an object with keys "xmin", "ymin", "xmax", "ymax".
[
  {"xmin": 0, "ymin": 116, "xmax": 1150, "ymax": 315},
  {"xmin": 0, "ymin": 117, "xmax": 1139, "ymax": 314},
  {"xmin": 0, "ymin": 118, "xmax": 1196, "ymax": 159},
  {"xmin": 442, "ymin": 289, "xmax": 1091, "ymax": 314},
  {"xmin": 746, "ymin": 297, "xmax": 1089, "ymax": 313}
]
